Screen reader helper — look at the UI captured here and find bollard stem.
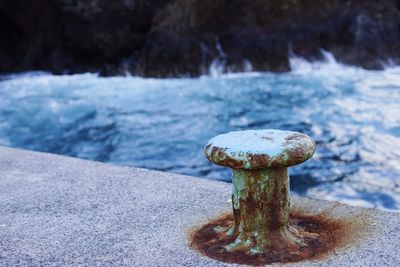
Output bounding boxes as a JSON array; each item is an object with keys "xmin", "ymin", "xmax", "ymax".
[{"xmin": 227, "ymin": 168, "xmax": 302, "ymax": 254}]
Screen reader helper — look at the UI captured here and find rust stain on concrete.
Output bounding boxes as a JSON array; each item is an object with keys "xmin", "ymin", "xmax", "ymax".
[{"xmin": 190, "ymin": 208, "xmax": 369, "ymax": 266}]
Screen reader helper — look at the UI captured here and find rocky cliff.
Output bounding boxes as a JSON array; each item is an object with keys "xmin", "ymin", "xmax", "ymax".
[{"xmin": 1, "ymin": 0, "xmax": 400, "ymax": 77}]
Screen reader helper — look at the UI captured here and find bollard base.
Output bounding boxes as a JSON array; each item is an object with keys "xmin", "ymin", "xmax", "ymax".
[{"xmin": 191, "ymin": 210, "xmax": 350, "ymax": 266}]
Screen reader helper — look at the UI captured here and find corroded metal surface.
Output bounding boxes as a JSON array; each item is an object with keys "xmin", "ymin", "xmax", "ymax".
[
  {"xmin": 204, "ymin": 130, "xmax": 316, "ymax": 169},
  {"xmin": 228, "ymin": 168, "xmax": 291, "ymax": 254},
  {"xmin": 194, "ymin": 129, "xmax": 344, "ymax": 265}
]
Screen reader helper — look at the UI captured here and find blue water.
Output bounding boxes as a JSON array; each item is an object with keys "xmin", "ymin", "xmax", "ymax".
[{"xmin": 1, "ymin": 54, "xmax": 400, "ymax": 210}]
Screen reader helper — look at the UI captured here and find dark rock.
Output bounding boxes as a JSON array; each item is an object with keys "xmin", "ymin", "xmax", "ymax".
[
  {"xmin": 0, "ymin": 0, "xmax": 172, "ymax": 75},
  {"xmin": 140, "ymin": 0, "xmax": 400, "ymax": 75},
  {"xmin": 1, "ymin": 0, "xmax": 400, "ymax": 77}
]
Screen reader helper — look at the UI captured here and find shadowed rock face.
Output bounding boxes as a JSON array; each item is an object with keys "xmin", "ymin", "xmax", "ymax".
[
  {"xmin": 0, "ymin": 0, "xmax": 172, "ymax": 75},
  {"xmin": 1, "ymin": 0, "xmax": 400, "ymax": 77}
]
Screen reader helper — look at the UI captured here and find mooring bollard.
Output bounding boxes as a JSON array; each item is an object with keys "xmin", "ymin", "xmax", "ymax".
[
  {"xmin": 191, "ymin": 129, "xmax": 345, "ymax": 265},
  {"xmin": 205, "ymin": 129, "xmax": 316, "ymax": 251}
]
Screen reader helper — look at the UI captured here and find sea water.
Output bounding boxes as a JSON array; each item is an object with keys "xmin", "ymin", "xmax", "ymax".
[{"xmin": 1, "ymin": 53, "xmax": 399, "ymax": 210}]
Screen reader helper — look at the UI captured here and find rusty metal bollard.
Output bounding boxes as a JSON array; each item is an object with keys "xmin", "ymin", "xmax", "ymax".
[{"xmin": 203, "ymin": 129, "xmax": 316, "ymax": 256}]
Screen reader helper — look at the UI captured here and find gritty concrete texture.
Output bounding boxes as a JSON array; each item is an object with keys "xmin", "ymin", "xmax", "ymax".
[{"xmin": 0, "ymin": 146, "xmax": 399, "ymax": 266}]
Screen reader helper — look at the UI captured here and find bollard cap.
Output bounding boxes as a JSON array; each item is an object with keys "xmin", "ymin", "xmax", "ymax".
[{"xmin": 204, "ymin": 129, "xmax": 316, "ymax": 170}]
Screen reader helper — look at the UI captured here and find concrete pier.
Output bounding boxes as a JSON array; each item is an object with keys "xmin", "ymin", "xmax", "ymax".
[{"xmin": 0, "ymin": 146, "xmax": 399, "ymax": 266}]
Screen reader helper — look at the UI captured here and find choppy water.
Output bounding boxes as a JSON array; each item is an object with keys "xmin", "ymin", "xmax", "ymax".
[{"xmin": 1, "ymin": 54, "xmax": 400, "ymax": 210}]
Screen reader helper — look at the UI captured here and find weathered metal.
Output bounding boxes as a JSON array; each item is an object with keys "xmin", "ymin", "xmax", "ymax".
[{"xmin": 192, "ymin": 129, "xmax": 347, "ymax": 264}]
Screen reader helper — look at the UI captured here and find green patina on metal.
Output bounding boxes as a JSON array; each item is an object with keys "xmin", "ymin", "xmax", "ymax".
[
  {"xmin": 191, "ymin": 129, "xmax": 348, "ymax": 265},
  {"xmin": 228, "ymin": 168, "xmax": 293, "ymax": 254},
  {"xmin": 203, "ymin": 129, "xmax": 317, "ymax": 253}
]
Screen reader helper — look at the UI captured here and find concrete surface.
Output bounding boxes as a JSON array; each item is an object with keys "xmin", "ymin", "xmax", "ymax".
[{"xmin": 0, "ymin": 146, "xmax": 399, "ymax": 266}]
